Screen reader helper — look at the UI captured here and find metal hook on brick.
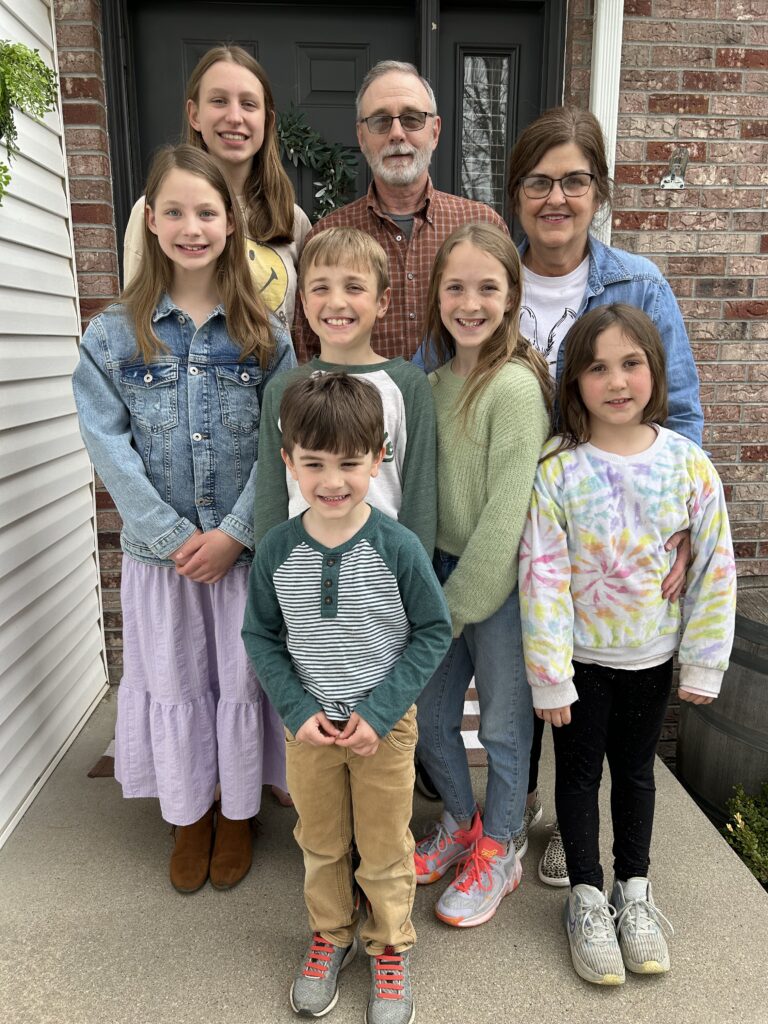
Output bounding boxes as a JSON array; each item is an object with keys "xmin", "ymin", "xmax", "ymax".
[{"xmin": 659, "ymin": 147, "xmax": 689, "ymax": 190}]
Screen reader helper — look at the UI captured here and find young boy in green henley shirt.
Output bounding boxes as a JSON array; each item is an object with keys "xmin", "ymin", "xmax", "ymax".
[
  {"xmin": 253, "ymin": 226, "xmax": 437, "ymax": 556},
  {"xmin": 242, "ymin": 372, "xmax": 451, "ymax": 1024}
]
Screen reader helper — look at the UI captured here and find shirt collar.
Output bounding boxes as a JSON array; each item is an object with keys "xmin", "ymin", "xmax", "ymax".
[{"xmin": 366, "ymin": 176, "xmax": 435, "ymax": 222}]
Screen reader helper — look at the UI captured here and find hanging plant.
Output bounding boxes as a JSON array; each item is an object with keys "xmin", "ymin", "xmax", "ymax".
[
  {"xmin": 0, "ymin": 41, "xmax": 58, "ymax": 205},
  {"xmin": 277, "ymin": 105, "xmax": 358, "ymax": 221}
]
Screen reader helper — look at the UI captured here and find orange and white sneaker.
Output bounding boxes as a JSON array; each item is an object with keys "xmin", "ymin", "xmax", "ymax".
[
  {"xmin": 413, "ymin": 808, "xmax": 482, "ymax": 884},
  {"xmin": 435, "ymin": 835, "xmax": 522, "ymax": 927}
]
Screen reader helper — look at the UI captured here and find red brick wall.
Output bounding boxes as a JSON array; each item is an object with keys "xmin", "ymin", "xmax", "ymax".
[{"xmin": 55, "ymin": 0, "xmax": 123, "ymax": 682}]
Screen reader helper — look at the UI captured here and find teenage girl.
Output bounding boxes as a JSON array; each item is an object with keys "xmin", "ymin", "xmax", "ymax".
[
  {"xmin": 413, "ymin": 224, "xmax": 551, "ymax": 928},
  {"xmin": 124, "ymin": 44, "xmax": 311, "ymax": 330},
  {"xmin": 73, "ymin": 146, "xmax": 296, "ymax": 894},
  {"xmin": 519, "ymin": 304, "xmax": 735, "ymax": 984}
]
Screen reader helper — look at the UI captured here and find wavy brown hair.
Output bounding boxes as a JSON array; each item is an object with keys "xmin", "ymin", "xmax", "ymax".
[
  {"xmin": 424, "ymin": 223, "xmax": 552, "ymax": 426},
  {"xmin": 185, "ymin": 45, "xmax": 295, "ymax": 244},
  {"xmin": 121, "ymin": 145, "xmax": 274, "ymax": 366},
  {"xmin": 506, "ymin": 107, "xmax": 612, "ymax": 221},
  {"xmin": 547, "ymin": 303, "xmax": 668, "ymax": 459}
]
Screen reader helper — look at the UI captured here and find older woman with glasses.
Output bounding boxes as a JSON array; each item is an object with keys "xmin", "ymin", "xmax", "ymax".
[{"xmin": 509, "ymin": 106, "xmax": 703, "ymax": 893}]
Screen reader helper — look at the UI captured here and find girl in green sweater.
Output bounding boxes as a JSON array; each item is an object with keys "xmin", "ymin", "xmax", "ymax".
[{"xmin": 413, "ymin": 224, "xmax": 551, "ymax": 927}]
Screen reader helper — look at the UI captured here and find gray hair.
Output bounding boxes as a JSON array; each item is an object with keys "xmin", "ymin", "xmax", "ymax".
[{"xmin": 356, "ymin": 61, "xmax": 437, "ymax": 119}]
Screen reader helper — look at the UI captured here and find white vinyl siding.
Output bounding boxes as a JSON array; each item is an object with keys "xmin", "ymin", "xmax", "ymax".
[{"xmin": 0, "ymin": 0, "xmax": 108, "ymax": 848}]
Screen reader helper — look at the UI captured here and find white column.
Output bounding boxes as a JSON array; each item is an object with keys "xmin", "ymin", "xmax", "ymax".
[{"xmin": 589, "ymin": 0, "xmax": 624, "ymax": 244}]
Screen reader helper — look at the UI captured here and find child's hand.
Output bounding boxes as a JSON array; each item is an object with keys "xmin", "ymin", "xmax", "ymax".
[
  {"xmin": 334, "ymin": 713, "xmax": 380, "ymax": 757},
  {"xmin": 296, "ymin": 712, "xmax": 342, "ymax": 746},
  {"xmin": 678, "ymin": 687, "xmax": 714, "ymax": 706},
  {"xmin": 172, "ymin": 529, "xmax": 244, "ymax": 584},
  {"xmin": 662, "ymin": 529, "xmax": 692, "ymax": 602},
  {"xmin": 536, "ymin": 705, "xmax": 572, "ymax": 727}
]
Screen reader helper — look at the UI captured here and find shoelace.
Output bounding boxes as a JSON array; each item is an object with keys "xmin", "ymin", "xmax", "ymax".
[
  {"xmin": 576, "ymin": 897, "xmax": 618, "ymax": 942},
  {"xmin": 372, "ymin": 947, "xmax": 405, "ymax": 1001},
  {"xmin": 417, "ymin": 819, "xmax": 455, "ymax": 859},
  {"xmin": 615, "ymin": 896, "xmax": 674, "ymax": 938},
  {"xmin": 454, "ymin": 843, "xmax": 495, "ymax": 893},
  {"xmin": 301, "ymin": 934, "xmax": 336, "ymax": 979}
]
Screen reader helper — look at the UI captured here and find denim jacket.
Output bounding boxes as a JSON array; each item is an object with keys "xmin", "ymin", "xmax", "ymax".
[
  {"xmin": 413, "ymin": 235, "xmax": 703, "ymax": 446},
  {"xmin": 72, "ymin": 296, "xmax": 296, "ymax": 566}
]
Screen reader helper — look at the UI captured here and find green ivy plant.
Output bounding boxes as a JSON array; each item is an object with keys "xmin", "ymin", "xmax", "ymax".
[
  {"xmin": 0, "ymin": 41, "xmax": 58, "ymax": 205},
  {"xmin": 277, "ymin": 105, "xmax": 358, "ymax": 221},
  {"xmin": 722, "ymin": 783, "xmax": 768, "ymax": 887}
]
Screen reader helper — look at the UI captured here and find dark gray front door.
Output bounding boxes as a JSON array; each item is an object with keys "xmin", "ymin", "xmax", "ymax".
[{"xmin": 128, "ymin": 0, "xmax": 417, "ymax": 210}]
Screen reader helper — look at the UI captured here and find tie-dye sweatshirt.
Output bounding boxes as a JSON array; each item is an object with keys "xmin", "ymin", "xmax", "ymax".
[{"xmin": 519, "ymin": 426, "xmax": 736, "ymax": 710}]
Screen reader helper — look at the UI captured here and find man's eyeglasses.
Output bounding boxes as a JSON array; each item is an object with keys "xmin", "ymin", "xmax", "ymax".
[
  {"xmin": 519, "ymin": 173, "xmax": 596, "ymax": 199},
  {"xmin": 358, "ymin": 111, "xmax": 435, "ymax": 135}
]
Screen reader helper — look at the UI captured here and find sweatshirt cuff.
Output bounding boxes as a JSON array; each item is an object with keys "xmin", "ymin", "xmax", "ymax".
[
  {"xmin": 679, "ymin": 664, "xmax": 723, "ymax": 697},
  {"xmin": 529, "ymin": 678, "xmax": 579, "ymax": 710}
]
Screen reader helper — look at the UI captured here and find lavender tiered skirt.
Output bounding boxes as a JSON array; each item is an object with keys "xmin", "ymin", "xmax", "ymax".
[{"xmin": 115, "ymin": 556, "xmax": 287, "ymax": 825}]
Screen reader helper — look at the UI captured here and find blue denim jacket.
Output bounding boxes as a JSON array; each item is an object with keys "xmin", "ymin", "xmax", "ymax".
[
  {"xmin": 72, "ymin": 296, "xmax": 296, "ymax": 566},
  {"xmin": 413, "ymin": 235, "xmax": 703, "ymax": 446}
]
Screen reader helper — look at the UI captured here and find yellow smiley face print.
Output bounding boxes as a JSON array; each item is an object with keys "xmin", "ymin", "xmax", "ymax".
[{"xmin": 245, "ymin": 238, "xmax": 289, "ymax": 314}]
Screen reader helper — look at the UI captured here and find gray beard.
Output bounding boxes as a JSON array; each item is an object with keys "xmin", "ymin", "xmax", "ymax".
[{"xmin": 364, "ymin": 143, "xmax": 433, "ymax": 187}]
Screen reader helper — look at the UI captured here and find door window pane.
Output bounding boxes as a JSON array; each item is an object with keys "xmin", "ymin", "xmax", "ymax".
[{"xmin": 460, "ymin": 54, "xmax": 512, "ymax": 215}]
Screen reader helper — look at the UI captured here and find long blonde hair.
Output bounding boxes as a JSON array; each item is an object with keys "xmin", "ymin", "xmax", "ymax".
[
  {"xmin": 185, "ymin": 45, "xmax": 295, "ymax": 243},
  {"xmin": 424, "ymin": 224, "xmax": 552, "ymax": 424},
  {"xmin": 121, "ymin": 145, "xmax": 274, "ymax": 367}
]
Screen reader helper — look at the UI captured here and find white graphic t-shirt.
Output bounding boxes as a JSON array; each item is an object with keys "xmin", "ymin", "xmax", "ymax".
[{"xmin": 520, "ymin": 257, "xmax": 589, "ymax": 377}]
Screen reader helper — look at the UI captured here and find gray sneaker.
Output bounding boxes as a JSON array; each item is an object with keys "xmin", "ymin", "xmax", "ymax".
[
  {"xmin": 611, "ymin": 877, "xmax": 673, "ymax": 974},
  {"xmin": 564, "ymin": 884, "xmax": 625, "ymax": 986},
  {"xmin": 538, "ymin": 820, "xmax": 570, "ymax": 887},
  {"xmin": 513, "ymin": 796, "xmax": 543, "ymax": 858},
  {"xmin": 435, "ymin": 835, "xmax": 522, "ymax": 927},
  {"xmin": 290, "ymin": 933, "xmax": 358, "ymax": 1017},
  {"xmin": 366, "ymin": 947, "xmax": 414, "ymax": 1024}
]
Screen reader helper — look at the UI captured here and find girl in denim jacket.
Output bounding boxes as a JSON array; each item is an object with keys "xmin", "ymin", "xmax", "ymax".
[{"xmin": 73, "ymin": 145, "xmax": 296, "ymax": 893}]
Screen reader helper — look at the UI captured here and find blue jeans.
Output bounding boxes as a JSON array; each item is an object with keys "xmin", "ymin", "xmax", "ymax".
[{"xmin": 416, "ymin": 551, "xmax": 533, "ymax": 845}]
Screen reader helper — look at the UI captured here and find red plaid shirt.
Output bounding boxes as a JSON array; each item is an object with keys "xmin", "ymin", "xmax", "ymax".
[{"xmin": 293, "ymin": 179, "xmax": 509, "ymax": 362}]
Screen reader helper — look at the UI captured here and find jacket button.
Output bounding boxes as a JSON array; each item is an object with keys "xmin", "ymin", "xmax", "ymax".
[
  {"xmin": 192, "ymin": 432, "xmax": 203, "ymax": 441},
  {"xmin": 189, "ymin": 366, "xmax": 199, "ymax": 375},
  {"xmin": 178, "ymin": 315, "xmax": 186, "ymax": 325},
  {"xmin": 143, "ymin": 373, "xmax": 153, "ymax": 383}
]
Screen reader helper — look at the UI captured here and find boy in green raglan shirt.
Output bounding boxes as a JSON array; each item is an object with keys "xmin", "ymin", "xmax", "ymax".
[
  {"xmin": 243, "ymin": 373, "xmax": 451, "ymax": 1024},
  {"xmin": 253, "ymin": 226, "xmax": 437, "ymax": 555}
]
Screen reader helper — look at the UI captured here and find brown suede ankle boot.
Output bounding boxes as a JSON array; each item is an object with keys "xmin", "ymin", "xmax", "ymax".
[
  {"xmin": 169, "ymin": 805, "xmax": 214, "ymax": 894},
  {"xmin": 209, "ymin": 810, "xmax": 253, "ymax": 890}
]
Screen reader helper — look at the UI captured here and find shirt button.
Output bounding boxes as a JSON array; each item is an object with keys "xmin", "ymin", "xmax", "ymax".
[
  {"xmin": 240, "ymin": 372, "xmax": 250, "ymax": 382},
  {"xmin": 192, "ymin": 432, "xmax": 203, "ymax": 441},
  {"xmin": 324, "ymin": 579, "xmax": 332, "ymax": 588},
  {"xmin": 408, "ymin": 313, "xmax": 416, "ymax": 320},
  {"xmin": 395, "ymin": 234, "xmax": 403, "ymax": 242},
  {"xmin": 326, "ymin": 557, "xmax": 336, "ymax": 567},
  {"xmin": 324, "ymin": 596, "xmax": 333, "ymax": 605},
  {"xmin": 407, "ymin": 272, "xmax": 415, "ymax": 280},
  {"xmin": 189, "ymin": 366, "xmax": 199, "ymax": 375},
  {"xmin": 143, "ymin": 373, "xmax": 153, "ymax": 384}
]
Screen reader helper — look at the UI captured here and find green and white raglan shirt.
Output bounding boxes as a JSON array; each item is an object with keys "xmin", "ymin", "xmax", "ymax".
[
  {"xmin": 253, "ymin": 357, "xmax": 437, "ymax": 554},
  {"xmin": 242, "ymin": 507, "xmax": 452, "ymax": 738}
]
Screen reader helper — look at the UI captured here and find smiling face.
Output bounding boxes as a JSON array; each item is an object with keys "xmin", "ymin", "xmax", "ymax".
[
  {"xmin": 438, "ymin": 241, "xmax": 512, "ymax": 369},
  {"xmin": 146, "ymin": 167, "xmax": 233, "ymax": 278},
  {"xmin": 283, "ymin": 445, "xmax": 384, "ymax": 530},
  {"xmin": 356, "ymin": 71, "xmax": 440, "ymax": 188},
  {"xmin": 517, "ymin": 141, "xmax": 599, "ymax": 275},
  {"xmin": 577, "ymin": 324, "xmax": 654, "ymax": 436},
  {"xmin": 187, "ymin": 60, "xmax": 267, "ymax": 176},
  {"xmin": 300, "ymin": 260, "xmax": 390, "ymax": 364}
]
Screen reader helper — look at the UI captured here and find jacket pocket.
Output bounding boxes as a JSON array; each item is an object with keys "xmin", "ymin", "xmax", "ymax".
[
  {"xmin": 215, "ymin": 363, "xmax": 263, "ymax": 433},
  {"xmin": 120, "ymin": 362, "xmax": 179, "ymax": 432}
]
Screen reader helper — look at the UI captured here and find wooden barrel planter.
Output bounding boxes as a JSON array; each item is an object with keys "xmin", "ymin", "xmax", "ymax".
[{"xmin": 677, "ymin": 579, "xmax": 768, "ymax": 824}]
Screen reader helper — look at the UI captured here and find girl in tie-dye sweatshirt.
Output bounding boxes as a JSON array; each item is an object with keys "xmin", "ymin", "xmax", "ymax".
[{"xmin": 519, "ymin": 304, "xmax": 735, "ymax": 986}]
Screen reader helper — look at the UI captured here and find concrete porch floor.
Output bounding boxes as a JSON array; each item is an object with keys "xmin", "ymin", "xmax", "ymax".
[{"xmin": 2, "ymin": 690, "xmax": 767, "ymax": 1024}]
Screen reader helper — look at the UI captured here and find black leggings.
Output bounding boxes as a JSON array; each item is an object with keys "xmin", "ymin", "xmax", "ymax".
[{"xmin": 551, "ymin": 659, "xmax": 672, "ymax": 890}]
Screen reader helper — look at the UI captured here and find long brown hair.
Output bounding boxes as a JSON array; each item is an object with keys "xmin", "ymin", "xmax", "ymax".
[
  {"xmin": 506, "ymin": 107, "xmax": 612, "ymax": 219},
  {"xmin": 185, "ymin": 45, "xmax": 295, "ymax": 243},
  {"xmin": 548, "ymin": 303, "xmax": 668, "ymax": 458},
  {"xmin": 424, "ymin": 224, "xmax": 552, "ymax": 425},
  {"xmin": 121, "ymin": 145, "xmax": 274, "ymax": 366}
]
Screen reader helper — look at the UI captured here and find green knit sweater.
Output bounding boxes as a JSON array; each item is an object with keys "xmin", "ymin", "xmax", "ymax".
[{"xmin": 430, "ymin": 360, "xmax": 550, "ymax": 635}]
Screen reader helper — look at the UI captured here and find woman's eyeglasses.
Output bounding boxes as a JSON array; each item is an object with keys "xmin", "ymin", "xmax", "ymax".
[
  {"xmin": 358, "ymin": 111, "xmax": 435, "ymax": 134},
  {"xmin": 519, "ymin": 173, "xmax": 596, "ymax": 199}
]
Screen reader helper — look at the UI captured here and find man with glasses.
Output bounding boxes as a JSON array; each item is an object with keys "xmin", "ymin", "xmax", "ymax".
[{"xmin": 293, "ymin": 60, "xmax": 507, "ymax": 362}]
